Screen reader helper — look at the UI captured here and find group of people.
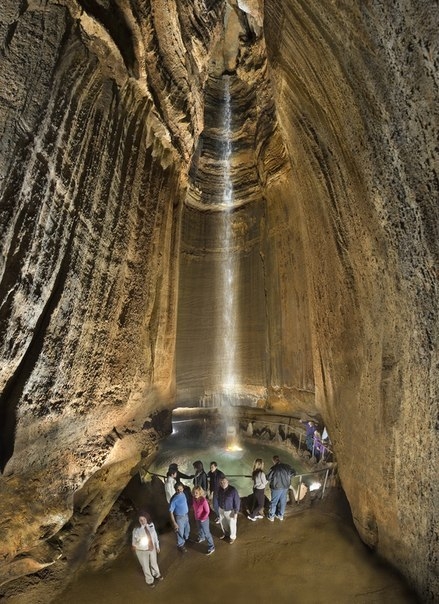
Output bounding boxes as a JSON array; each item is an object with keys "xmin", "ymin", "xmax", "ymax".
[
  {"xmin": 131, "ymin": 455, "xmax": 296, "ymax": 586},
  {"xmin": 248, "ymin": 455, "xmax": 296, "ymax": 522},
  {"xmin": 301, "ymin": 420, "xmax": 330, "ymax": 460},
  {"xmin": 167, "ymin": 460, "xmax": 240, "ymax": 554}
]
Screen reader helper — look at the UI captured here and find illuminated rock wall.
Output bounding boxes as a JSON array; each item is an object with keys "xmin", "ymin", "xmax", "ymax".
[
  {"xmin": 264, "ymin": 1, "xmax": 438, "ymax": 599},
  {"xmin": 0, "ymin": 0, "xmax": 437, "ymax": 601},
  {"xmin": 0, "ymin": 0, "xmax": 221, "ymax": 596}
]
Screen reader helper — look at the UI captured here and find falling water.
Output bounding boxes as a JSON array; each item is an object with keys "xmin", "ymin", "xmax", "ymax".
[
  {"xmin": 216, "ymin": 76, "xmax": 241, "ymax": 449},
  {"xmin": 220, "ymin": 76, "xmax": 236, "ymax": 401}
]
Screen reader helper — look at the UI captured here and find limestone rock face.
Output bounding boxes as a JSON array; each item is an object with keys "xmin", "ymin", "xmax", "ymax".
[
  {"xmin": 264, "ymin": 0, "xmax": 438, "ymax": 600},
  {"xmin": 0, "ymin": 0, "xmax": 437, "ymax": 601},
  {"xmin": 0, "ymin": 0, "xmax": 219, "ymax": 597}
]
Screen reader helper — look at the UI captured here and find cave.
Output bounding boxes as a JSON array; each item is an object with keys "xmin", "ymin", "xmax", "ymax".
[{"xmin": 0, "ymin": 1, "xmax": 437, "ymax": 603}]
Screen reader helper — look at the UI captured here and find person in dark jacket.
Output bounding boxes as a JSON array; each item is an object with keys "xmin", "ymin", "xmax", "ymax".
[
  {"xmin": 266, "ymin": 455, "xmax": 296, "ymax": 521},
  {"xmin": 217, "ymin": 477, "xmax": 240, "ymax": 543},
  {"xmin": 168, "ymin": 463, "xmax": 193, "ymax": 483},
  {"xmin": 207, "ymin": 461, "xmax": 225, "ymax": 523},
  {"xmin": 168, "ymin": 463, "xmax": 194, "ymax": 506},
  {"xmin": 192, "ymin": 460, "xmax": 208, "ymax": 492},
  {"xmin": 301, "ymin": 420, "xmax": 319, "ymax": 454}
]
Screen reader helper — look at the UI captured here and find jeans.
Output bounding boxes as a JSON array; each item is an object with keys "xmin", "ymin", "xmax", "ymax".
[
  {"xmin": 212, "ymin": 492, "xmax": 219, "ymax": 517},
  {"xmin": 268, "ymin": 488, "xmax": 288, "ymax": 518},
  {"xmin": 175, "ymin": 514, "xmax": 190, "ymax": 547},
  {"xmin": 198, "ymin": 518, "xmax": 215, "ymax": 551}
]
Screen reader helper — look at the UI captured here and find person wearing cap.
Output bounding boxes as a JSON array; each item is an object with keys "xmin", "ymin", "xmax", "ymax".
[{"xmin": 132, "ymin": 512, "xmax": 163, "ymax": 588}]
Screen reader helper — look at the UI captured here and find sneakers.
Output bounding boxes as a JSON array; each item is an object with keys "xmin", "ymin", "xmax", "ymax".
[
  {"xmin": 219, "ymin": 534, "xmax": 226, "ymax": 540},
  {"xmin": 196, "ymin": 538, "xmax": 206, "ymax": 543},
  {"xmin": 155, "ymin": 576, "xmax": 164, "ymax": 581},
  {"xmin": 248, "ymin": 516, "xmax": 257, "ymax": 522},
  {"xmin": 255, "ymin": 515, "xmax": 264, "ymax": 519},
  {"xmin": 229, "ymin": 538, "xmax": 236, "ymax": 544},
  {"xmin": 206, "ymin": 549, "xmax": 215, "ymax": 556},
  {"xmin": 215, "ymin": 518, "xmax": 221, "ymax": 524},
  {"xmin": 276, "ymin": 515, "xmax": 284, "ymax": 521},
  {"xmin": 178, "ymin": 546, "xmax": 187, "ymax": 553},
  {"xmin": 147, "ymin": 583, "xmax": 156, "ymax": 589},
  {"xmin": 267, "ymin": 516, "xmax": 274, "ymax": 522}
]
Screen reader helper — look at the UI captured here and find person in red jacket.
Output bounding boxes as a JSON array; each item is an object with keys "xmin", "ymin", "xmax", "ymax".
[{"xmin": 192, "ymin": 486, "xmax": 215, "ymax": 555}]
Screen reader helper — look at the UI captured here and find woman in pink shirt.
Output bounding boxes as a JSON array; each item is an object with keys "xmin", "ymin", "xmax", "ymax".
[{"xmin": 192, "ymin": 486, "xmax": 215, "ymax": 555}]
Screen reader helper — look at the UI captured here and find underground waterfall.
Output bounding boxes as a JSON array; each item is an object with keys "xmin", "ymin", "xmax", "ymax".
[
  {"xmin": 0, "ymin": 0, "xmax": 434, "ymax": 601},
  {"xmin": 217, "ymin": 75, "xmax": 241, "ymax": 451}
]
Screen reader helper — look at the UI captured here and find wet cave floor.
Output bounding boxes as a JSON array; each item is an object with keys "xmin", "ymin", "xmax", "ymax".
[{"xmin": 52, "ymin": 422, "xmax": 419, "ymax": 604}]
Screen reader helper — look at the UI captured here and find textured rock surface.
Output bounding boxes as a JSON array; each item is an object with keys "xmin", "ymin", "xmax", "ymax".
[
  {"xmin": 264, "ymin": 1, "xmax": 438, "ymax": 600},
  {"xmin": 0, "ymin": 0, "xmax": 219, "ymax": 598},
  {"xmin": 0, "ymin": 0, "xmax": 437, "ymax": 601}
]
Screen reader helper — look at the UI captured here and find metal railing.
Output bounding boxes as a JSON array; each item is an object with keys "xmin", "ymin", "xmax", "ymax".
[
  {"xmin": 309, "ymin": 436, "xmax": 333, "ymax": 462},
  {"xmin": 273, "ymin": 424, "xmax": 334, "ymax": 462},
  {"xmin": 143, "ymin": 465, "xmax": 336, "ymax": 504},
  {"xmin": 291, "ymin": 467, "xmax": 332, "ymax": 503}
]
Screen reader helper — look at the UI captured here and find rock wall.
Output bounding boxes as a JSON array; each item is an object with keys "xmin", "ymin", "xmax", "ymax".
[
  {"xmin": 0, "ymin": 0, "xmax": 221, "ymax": 598},
  {"xmin": 0, "ymin": 0, "xmax": 437, "ymax": 601},
  {"xmin": 264, "ymin": 0, "xmax": 438, "ymax": 600}
]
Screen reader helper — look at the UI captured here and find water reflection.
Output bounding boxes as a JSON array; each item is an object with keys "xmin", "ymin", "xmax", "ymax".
[{"xmin": 148, "ymin": 418, "xmax": 307, "ymax": 497}]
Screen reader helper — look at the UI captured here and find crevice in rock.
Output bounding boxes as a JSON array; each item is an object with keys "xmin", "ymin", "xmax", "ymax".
[
  {"xmin": 76, "ymin": 0, "xmax": 137, "ymax": 77},
  {"xmin": 0, "ymin": 227, "xmax": 77, "ymax": 472}
]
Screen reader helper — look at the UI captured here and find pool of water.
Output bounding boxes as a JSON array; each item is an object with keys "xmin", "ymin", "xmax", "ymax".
[{"xmin": 147, "ymin": 418, "xmax": 308, "ymax": 497}]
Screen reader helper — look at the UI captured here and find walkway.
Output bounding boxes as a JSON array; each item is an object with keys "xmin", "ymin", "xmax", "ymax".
[{"xmin": 52, "ymin": 489, "xmax": 418, "ymax": 604}]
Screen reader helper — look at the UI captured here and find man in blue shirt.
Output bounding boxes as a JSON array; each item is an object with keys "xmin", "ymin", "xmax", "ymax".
[
  {"xmin": 169, "ymin": 482, "xmax": 191, "ymax": 552},
  {"xmin": 217, "ymin": 477, "xmax": 240, "ymax": 543}
]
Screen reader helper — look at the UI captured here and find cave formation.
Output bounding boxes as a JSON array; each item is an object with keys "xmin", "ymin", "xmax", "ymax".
[{"xmin": 0, "ymin": 0, "xmax": 437, "ymax": 602}]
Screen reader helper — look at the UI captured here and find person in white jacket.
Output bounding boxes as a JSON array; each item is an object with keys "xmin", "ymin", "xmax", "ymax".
[
  {"xmin": 132, "ymin": 512, "xmax": 163, "ymax": 588},
  {"xmin": 164, "ymin": 469, "xmax": 177, "ymax": 503},
  {"xmin": 247, "ymin": 458, "xmax": 268, "ymax": 521}
]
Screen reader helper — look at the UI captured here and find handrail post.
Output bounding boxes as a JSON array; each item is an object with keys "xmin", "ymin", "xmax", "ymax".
[
  {"xmin": 297, "ymin": 474, "xmax": 302, "ymax": 504},
  {"xmin": 322, "ymin": 468, "xmax": 329, "ymax": 499}
]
